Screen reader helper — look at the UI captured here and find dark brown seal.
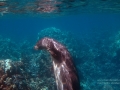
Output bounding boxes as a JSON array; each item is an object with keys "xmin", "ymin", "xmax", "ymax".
[{"xmin": 34, "ymin": 37, "xmax": 80, "ymax": 90}]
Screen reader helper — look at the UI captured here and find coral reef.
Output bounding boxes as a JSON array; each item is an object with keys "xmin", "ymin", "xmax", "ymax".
[
  {"xmin": 0, "ymin": 58, "xmax": 56, "ymax": 90},
  {"xmin": 28, "ymin": 50, "xmax": 57, "ymax": 90},
  {"xmin": 0, "ymin": 36, "xmax": 20, "ymax": 60},
  {"xmin": 0, "ymin": 59, "xmax": 30, "ymax": 90}
]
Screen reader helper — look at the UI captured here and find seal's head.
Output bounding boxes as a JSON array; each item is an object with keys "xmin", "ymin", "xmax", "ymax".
[{"xmin": 34, "ymin": 37, "xmax": 50, "ymax": 50}]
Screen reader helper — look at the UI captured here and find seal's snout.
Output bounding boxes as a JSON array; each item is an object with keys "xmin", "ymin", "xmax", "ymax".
[{"xmin": 34, "ymin": 45, "xmax": 38, "ymax": 50}]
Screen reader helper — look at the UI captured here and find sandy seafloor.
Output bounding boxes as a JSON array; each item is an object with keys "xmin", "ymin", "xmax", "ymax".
[{"xmin": 0, "ymin": 13, "xmax": 120, "ymax": 90}]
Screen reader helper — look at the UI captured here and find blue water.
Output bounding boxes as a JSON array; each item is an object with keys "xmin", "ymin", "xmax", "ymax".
[
  {"xmin": 0, "ymin": 14, "xmax": 120, "ymax": 41},
  {"xmin": 0, "ymin": 12, "xmax": 120, "ymax": 90}
]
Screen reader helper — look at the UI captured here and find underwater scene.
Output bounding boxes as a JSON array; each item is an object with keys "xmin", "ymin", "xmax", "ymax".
[{"xmin": 0, "ymin": 0, "xmax": 120, "ymax": 90}]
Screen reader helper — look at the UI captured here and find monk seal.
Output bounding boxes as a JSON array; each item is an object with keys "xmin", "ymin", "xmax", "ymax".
[{"xmin": 34, "ymin": 37, "xmax": 80, "ymax": 90}]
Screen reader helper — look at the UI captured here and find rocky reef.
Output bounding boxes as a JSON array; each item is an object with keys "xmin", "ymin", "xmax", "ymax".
[
  {"xmin": 0, "ymin": 57, "xmax": 56, "ymax": 90},
  {"xmin": 0, "ymin": 59, "xmax": 30, "ymax": 90}
]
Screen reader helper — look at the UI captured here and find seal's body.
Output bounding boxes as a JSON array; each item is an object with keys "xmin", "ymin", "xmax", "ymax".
[{"xmin": 35, "ymin": 37, "xmax": 80, "ymax": 90}]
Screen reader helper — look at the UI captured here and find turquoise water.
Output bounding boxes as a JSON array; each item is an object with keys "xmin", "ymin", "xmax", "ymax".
[{"xmin": 0, "ymin": 0, "xmax": 120, "ymax": 90}]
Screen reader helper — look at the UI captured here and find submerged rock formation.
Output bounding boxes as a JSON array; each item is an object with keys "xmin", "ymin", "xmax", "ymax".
[{"xmin": 0, "ymin": 59, "xmax": 30, "ymax": 90}]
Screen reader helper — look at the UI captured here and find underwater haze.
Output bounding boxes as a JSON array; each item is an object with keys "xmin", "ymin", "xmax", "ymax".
[{"xmin": 0, "ymin": 0, "xmax": 120, "ymax": 90}]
